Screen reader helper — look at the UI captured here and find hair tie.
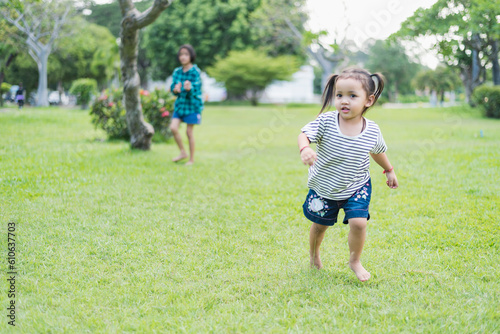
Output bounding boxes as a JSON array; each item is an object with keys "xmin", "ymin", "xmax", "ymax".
[{"xmin": 370, "ymin": 74, "xmax": 379, "ymax": 93}]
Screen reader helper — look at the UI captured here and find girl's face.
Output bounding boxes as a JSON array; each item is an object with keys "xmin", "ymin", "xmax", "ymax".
[
  {"xmin": 178, "ymin": 48, "xmax": 191, "ymax": 66},
  {"xmin": 334, "ymin": 78, "xmax": 374, "ymax": 120}
]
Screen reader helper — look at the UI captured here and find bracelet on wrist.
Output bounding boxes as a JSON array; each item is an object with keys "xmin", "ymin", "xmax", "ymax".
[
  {"xmin": 383, "ymin": 166, "xmax": 394, "ymax": 174},
  {"xmin": 299, "ymin": 145, "xmax": 310, "ymax": 153}
]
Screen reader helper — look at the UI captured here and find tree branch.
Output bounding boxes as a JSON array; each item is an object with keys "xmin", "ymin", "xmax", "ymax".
[
  {"xmin": 47, "ymin": 6, "xmax": 70, "ymax": 47},
  {"xmin": 135, "ymin": 0, "xmax": 174, "ymax": 29}
]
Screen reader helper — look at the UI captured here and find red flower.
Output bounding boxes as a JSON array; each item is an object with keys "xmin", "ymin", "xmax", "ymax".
[
  {"xmin": 160, "ymin": 107, "xmax": 166, "ymax": 112},
  {"xmin": 108, "ymin": 102, "xmax": 115, "ymax": 107},
  {"xmin": 161, "ymin": 111, "xmax": 170, "ymax": 117},
  {"xmin": 139, "ymin": 89, "xmax": 150, "ymax": 96},
  {"xmin": 98, "ymin": 95, "xmax": 108, "ymax": 101}
]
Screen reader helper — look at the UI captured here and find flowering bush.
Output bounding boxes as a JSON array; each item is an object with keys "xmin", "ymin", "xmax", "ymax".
[{"xmin": 90, "ymin": 88, "xmax": 175, "ymax": 141}]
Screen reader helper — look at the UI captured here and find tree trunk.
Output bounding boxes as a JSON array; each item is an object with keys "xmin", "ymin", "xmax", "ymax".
[
  {"xmin": 120, "ymin": 22, "xmax": 154, "ymax": 150},
  {"xmin": 249, "ymin": 89, "xmax": 259, "ymax": 106},
  {"xmin": 460, "ymin": 48, "xmax": 485, "ymax": 105},
  {"xmin": 491, "ymin": 40, "xmax": 500, "ymax": 85},
  {"xmin": 57, "ymin": 81, "xmax": 63, "ymax": 105},
  {"xmin": 118, "ymin": 0, "xmax": 173, "ymax": 150},
  {"xmin": 35, "ymin": 48, "xmax": 50, "ymax": 107}
]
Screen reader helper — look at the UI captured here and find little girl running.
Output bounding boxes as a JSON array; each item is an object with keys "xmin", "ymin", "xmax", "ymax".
[
  {"xmin": 298, "ymin": 68, "xmax": 398, "ymax": 282},
  {"xmin": 170, "ymin": 44, "xmax": 204, "ymax": 165}
]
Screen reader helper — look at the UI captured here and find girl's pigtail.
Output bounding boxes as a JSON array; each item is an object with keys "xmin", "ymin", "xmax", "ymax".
[
  {"xmin": 320, "ymin": 74, "xmax": 338, "ymax": 114},
  {"xmin": 370, "ymin": 73, "xmax": 385, "ymax": 104}
]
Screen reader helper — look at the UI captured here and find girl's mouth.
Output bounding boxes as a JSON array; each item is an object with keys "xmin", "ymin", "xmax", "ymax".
[{"xmin": 341, "ymin": 107, "xmax": 350, "ymax": 113}]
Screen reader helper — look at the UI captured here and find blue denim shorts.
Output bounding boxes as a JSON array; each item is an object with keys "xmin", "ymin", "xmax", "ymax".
[
  {"xmin": 302, "ymin": 180, "xmax": 372, "ymax": 226},
  {"xmin": 172, "ymin": 111, "xmax": 201, "ymax": 124}
]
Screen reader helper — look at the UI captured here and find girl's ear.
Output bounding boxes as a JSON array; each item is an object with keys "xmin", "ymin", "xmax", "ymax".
[{"xmin": 365, "ymin": 94, "xmax": 375, "ymax": 107}]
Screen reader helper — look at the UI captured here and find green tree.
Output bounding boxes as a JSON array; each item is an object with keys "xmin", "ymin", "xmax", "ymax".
[
  {"xmin": 84, "ymin": 0, "xmax": 151, "ymax": 87},
  {"xmin": 207, "ymin": 49, "xmax": 299, "ymax": 105},
  {"xmin": 1, "ymin": 0, "xmax": 72, "ymax": 106},
  {"xmin": 0, "ymin": 19, "xmax": 18, "ymax": 95},
  {"xmin": 50, "ymin": 18, "xmax": 117, "ymax": 90},
  {"xmin": 84, "ymin": 0, "xmax": 153, "ymax": 37},
  {"xmin": 413, "ymin": 66, "xmax": 461, "ymax": 104},
  {"xmin": 4, "ymin": 52, "xmax": 39, "ymax": 100},
  {"xmin": 366, "ymin": 40, "xmax": 421, "ymax": 102},
  {"xmin": 249, "ymin": 0, "xmax": 307, "ymax": 59},
  {"xmin": 393, "ymin": 0, "xmax": 500, "ymax": 104},
  {"xmin": 144, "ymin": 0, "xmax": 260, "ymax": 80}
]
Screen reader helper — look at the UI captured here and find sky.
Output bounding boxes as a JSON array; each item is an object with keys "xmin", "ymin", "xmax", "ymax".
[{"xmin": 305, "ymin": 0, "xmax": 440, "ymax": 68}]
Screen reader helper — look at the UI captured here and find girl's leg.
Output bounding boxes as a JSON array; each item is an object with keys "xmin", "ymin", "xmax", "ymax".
[
  {"xmin": 309, "ymin": 223, "xmax": 329, "ymax": 269},
  {"xmin": 185, "ymin": 124, "xmax": 195, "ymax": 165},
  {"xmin": 170, "ymin": 118, "xmax": 188, "ymax": 162},
  {"xmin": 348, "ymin": 218, "xmax": 370, "ymax": 281}
]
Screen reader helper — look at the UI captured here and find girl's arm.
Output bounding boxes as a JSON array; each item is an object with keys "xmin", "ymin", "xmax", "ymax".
[
  {"xmin": 298, "ymin": 132, "xmax": 316, "ymax": 166},
  {"xmin": 170, "ymin": 70, "xmax": 180, "ymax": 96},
  {"xmin": 184, "ymin": 71, "xmax": 201, "ymax": 97},
  {"xmin": 370, "ymin": 152, "xmax": 398, "ymax": 189}
]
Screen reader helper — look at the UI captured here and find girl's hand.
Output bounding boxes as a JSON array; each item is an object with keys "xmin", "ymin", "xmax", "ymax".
[
  {"xmin": 184, "ymin": 80, "xmax": 192, "ymax": 91},
  {"xmin": 385, "ymin": 171, "xmax": 398, "ymax": 189},
  {"xmin": 300, "ymin": 147, "xmax": 317, "ymax": 166},
  {"xmin": 173, "ymin": 83, "xmax": 182, "ymax": 93}
]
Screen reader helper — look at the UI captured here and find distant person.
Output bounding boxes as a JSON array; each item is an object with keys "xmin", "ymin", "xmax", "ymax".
[
  {"xmin": 298, "ymin": 68, "xmax": 399, "ymax": 282},
  {"xmin": 15, "ymin": 83, "xmax": 25, "ymax": 109},
  {"xmin": 169, "ymin": 44, "xmax": 204, "ymax": 165}
]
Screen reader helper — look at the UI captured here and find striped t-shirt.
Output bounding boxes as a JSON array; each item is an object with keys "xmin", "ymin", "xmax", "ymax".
[{"xmin": 301, "ymin": 110, "xmax": 387, "ymax": 200}]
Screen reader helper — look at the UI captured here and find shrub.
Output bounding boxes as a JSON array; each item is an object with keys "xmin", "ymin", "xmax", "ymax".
[
  {"xmin": 1, "ymin": 82, "xmax": 12, "ymax": 95},
  {"xmin": 0, "ymin": 82, "xmax": 12, "ymax": 106},
  {"xmin": 472, "ymin": 85, "xmax": 500, "ymax": 119},
  {"xmin": 69, "ymin": 78, "xmax": 98, "ymax": 108},
  {"xmin": 207, "ymin": 50, "xmax": 299, "ymax": 106},
  {"xmin": 90, "ymin": 88, "xmax": 175, "ymax": 142}
]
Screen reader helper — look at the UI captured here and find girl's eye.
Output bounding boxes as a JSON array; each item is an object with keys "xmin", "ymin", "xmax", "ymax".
[
  {"xmin": 336, "ymin": 94, "xmax": 342, "ymax": 98},
  {"xmin": 350, "ymin": 94, "xmax": 356, "ymax": 98}
]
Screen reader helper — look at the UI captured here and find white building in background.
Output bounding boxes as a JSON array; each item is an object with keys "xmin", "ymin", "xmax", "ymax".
[
  {"xmin": 149, "ymin": 65, "xmax": 318, "ymax": 104},
  {"xmin": 260, "ymin": 65, "xmax": 317, "ymax": 104}
]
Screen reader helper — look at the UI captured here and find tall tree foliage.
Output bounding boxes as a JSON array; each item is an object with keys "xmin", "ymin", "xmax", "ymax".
[
  {"xmin": 249, "ymin": 0, "xmax": 307, "ymax": 59},
  {"xmin": 85, "ymin": 0, "xmax": 151, "ymax": 86},
  {"xmin": 0, "ymin": 19, "xmax": 19, "ymax": 92},
  {"xmin": 1, "ymin": 0, "xmax": 71, "ymax": 106},
  {"xmin": 366, "ymin": 40, "xmax": 422, "ymax": 102},
  {"xmin": 413, "ymin": 66, "xmax": 461, "ymax": 104},
  {"xmin": 144, "ymin": 0, "xmax": 260, "ymax": 80},
  {"xmin": 393, "ymin": 0, "xmax": 500, "ymax": 104},
  {"xmin": 50, "ymin": 19, "xmax": 118, "ymax": 90}
]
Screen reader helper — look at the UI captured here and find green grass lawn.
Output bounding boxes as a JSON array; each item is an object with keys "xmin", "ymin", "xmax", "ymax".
[{"xmin": 1, "ymin": 104, "xmax": 499, "ymax": 333}]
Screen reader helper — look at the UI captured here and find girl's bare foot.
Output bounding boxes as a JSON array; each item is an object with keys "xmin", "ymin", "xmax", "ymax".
[
  {"xmin": 185, "ymin": 160, "xmax": 194, "ymax": 166},
  {"xmin": 172, "ymin": 153, "xmax": 188, "ymax": 162},
  {"xmin": 349, "ymin": 261, "xmax": 370, "ymax": 281},
  {"xmin": 310, "ymin": 256, "xmax": 323, "ymax": 270}
]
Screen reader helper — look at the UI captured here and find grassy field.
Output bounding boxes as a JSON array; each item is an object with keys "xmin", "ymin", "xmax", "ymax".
[{"xmin": 1, "ymin": 103, "xmax": 499, "ymax": 333}]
